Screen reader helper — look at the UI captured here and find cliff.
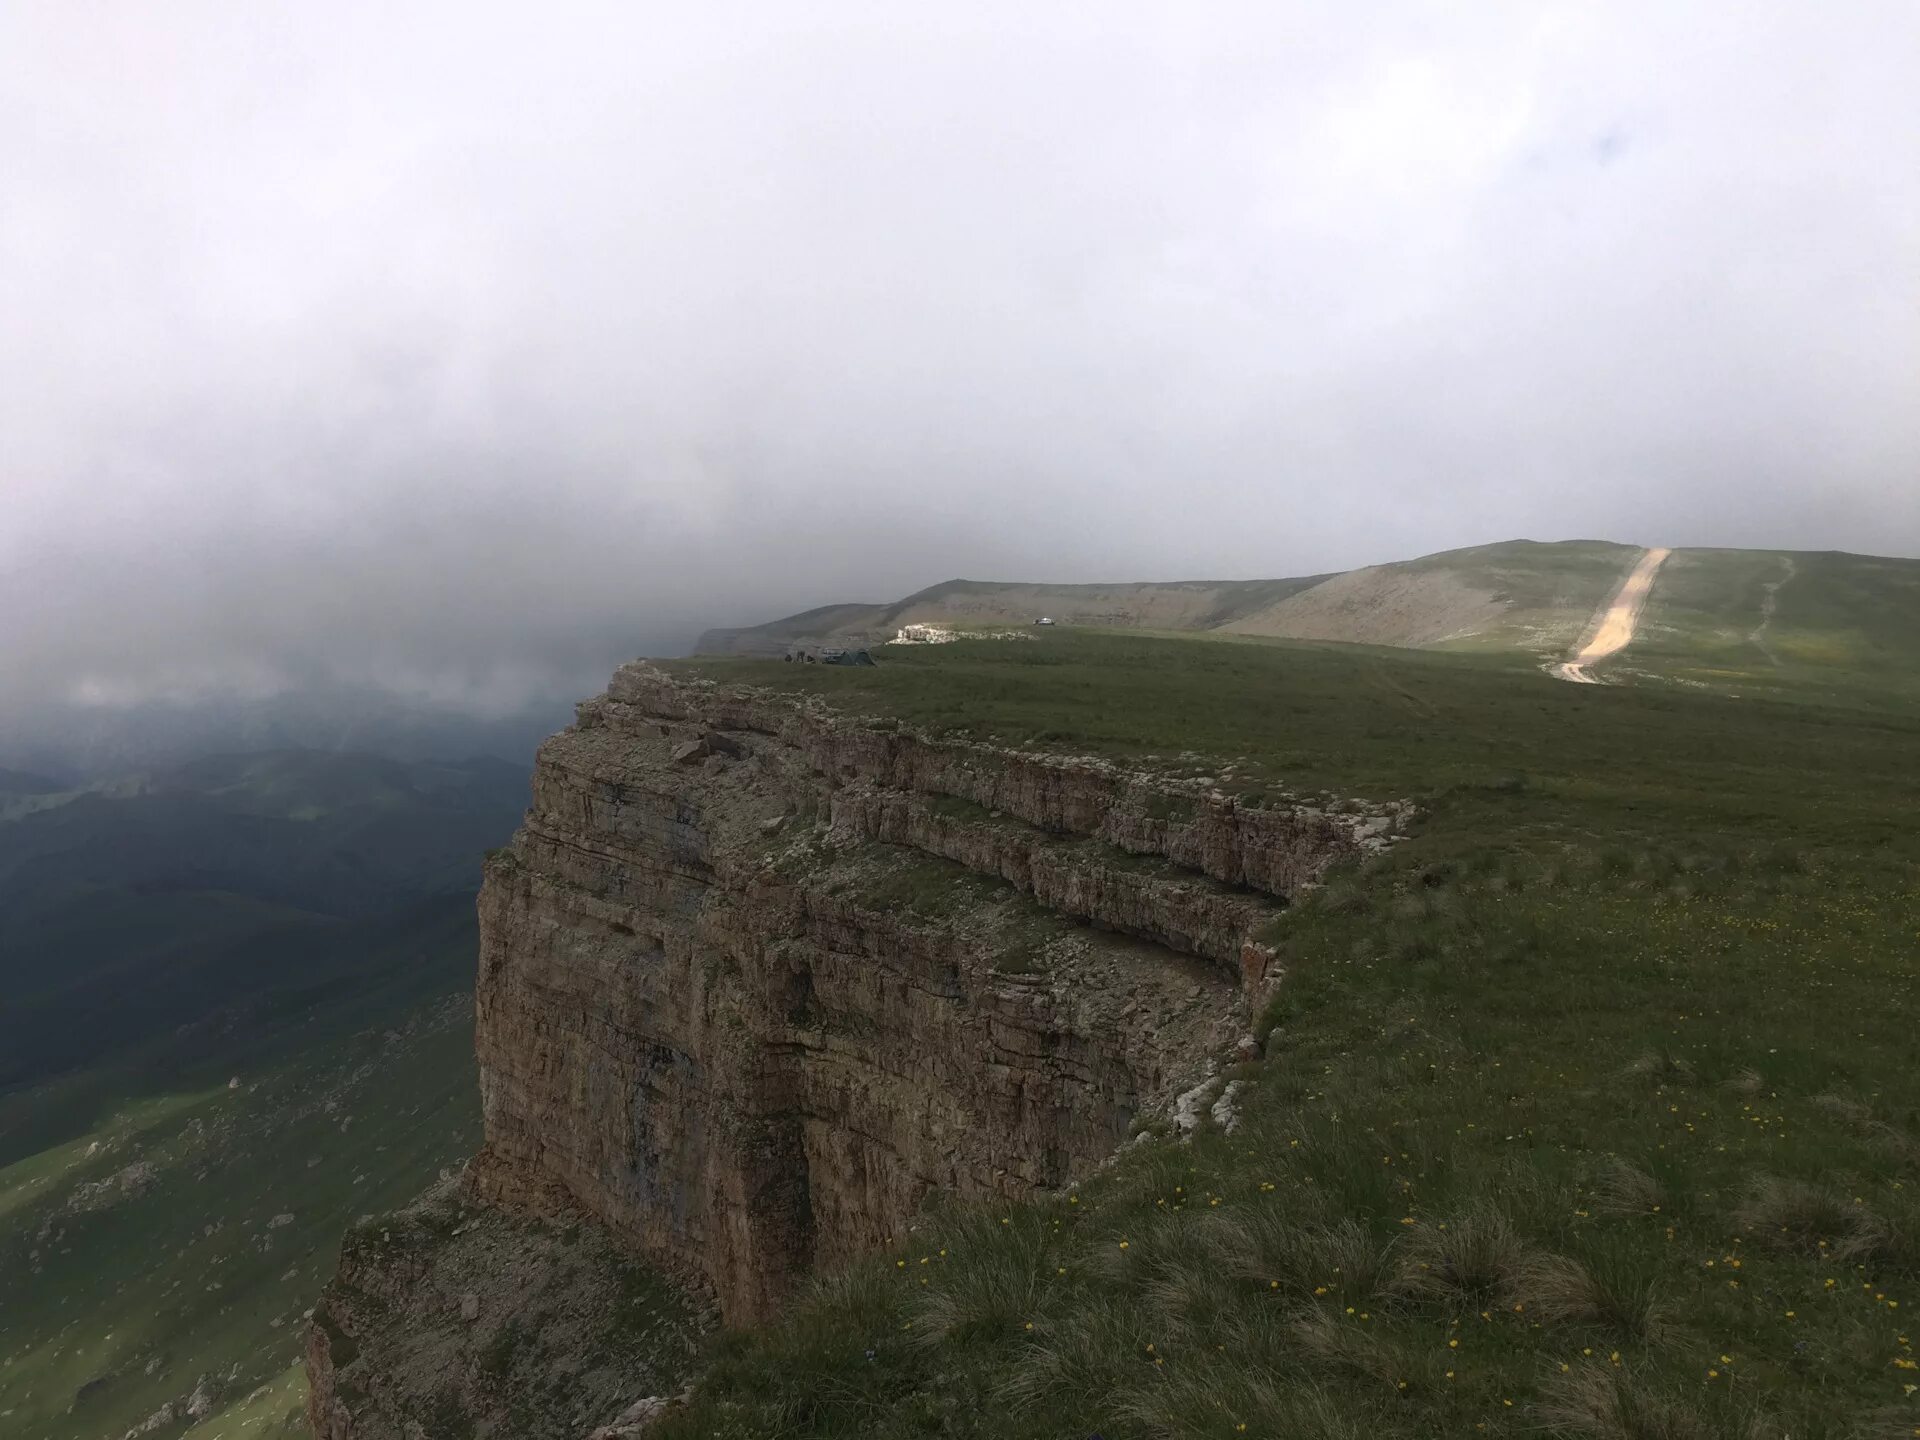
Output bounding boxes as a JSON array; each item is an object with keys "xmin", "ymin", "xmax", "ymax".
[{"xmin": 308, "ymin": 662, "xmax": 1398, "ymax": 1435}]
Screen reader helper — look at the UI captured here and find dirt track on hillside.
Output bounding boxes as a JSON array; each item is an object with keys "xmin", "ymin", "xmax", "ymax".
[{"xmin": 1551, "ymin": 547, "xmax": 1671, "ymax": 684}]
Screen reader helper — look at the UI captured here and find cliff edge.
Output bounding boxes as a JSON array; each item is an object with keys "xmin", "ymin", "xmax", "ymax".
[{"xmin": 308, "ymin": 662, "xmax": 1400, "ymax": 1435}]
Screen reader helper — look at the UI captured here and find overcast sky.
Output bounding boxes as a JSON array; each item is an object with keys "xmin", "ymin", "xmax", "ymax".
[{"xmin": 3, "ymin": 2, "xmax": 1916, "ymax": 714}]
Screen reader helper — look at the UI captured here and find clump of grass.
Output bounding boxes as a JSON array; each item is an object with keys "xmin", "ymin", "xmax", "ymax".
[
  {"xmin": 1537, "ymin": 1363, "xmax": 1749, "ymax": 1440},
  {"xmin": 1731, "ymin": 1176, "xmax": 1900, "ymax": 1263},
  {"xmin": 1590, "ymin": 1158, "xmax": 1666, "ymax": 1218},
  {"xmin": 1618, "ymin": 1050, "xmax": 1697, "ymax": 1086},
  {"xmin": 1510, "ymin": 1247, "xmax": 1669, "ymax": 1341},
  {"xmin": 1389, "ymin": 1203, "xmax": 1528, "ymax": 1304},
  {"xmin": 1313, "ymin": 881, "xmax": 1370, "ymax": 917},
  {"xmin": 997, "ymin": 1294, "xmax": 1141, "ymax": 1416},
  {"xmin": 1198, "ymin": 1209, "xmax": 1369, "ymax": 1299},
  {"xmin": 1810, "ymin": 1093, "xmax": 1920, "ymax": 1168},
  {"xmin": 802, "ymin": 1257, "xmax": 907, "ymax": 1334},
  {"xmin": 1288, "ymin": 1309, "xmax": 1407, "ymax": 1393},
  {"xmin": 904, "ymin": 1209, "xmax": 1055, "ymax": 1347},
  {"xmin": 1118, "ymin": 1370, "xmax": 1362, "ymax": 1440}
]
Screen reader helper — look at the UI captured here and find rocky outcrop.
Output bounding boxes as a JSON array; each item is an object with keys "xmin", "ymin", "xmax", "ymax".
[
  {"xmin": 309, "ymin": 661, "xmax": 1393, "ymax": 1432},
  {"xmin": 468, "ymin": 665, "xmax": 1385, "ymax": 1323},
  {"xmin": 307, "ymin": 1179, "xmax": 707, "ymax": 1440}
]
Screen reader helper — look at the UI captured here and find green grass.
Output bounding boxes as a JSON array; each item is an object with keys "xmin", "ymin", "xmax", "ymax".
[
  {"xmin": 1398, "ymin": 538, "xmax": 1641, "ymax": 654},
  {"xmin": 0, "ymin": 899, "xmax": 487, "ymax": 1440},
  {"xmin": 651, "ymin": 629, "xmax": 1920, "ymax": 1439},
  {"xmin": 669, "ymin": 629, "xmax": 1919, "ymax": 843},
  {"xmin": 1630, "ymin": 548, "xmax": 1920, "ymax": 712}
]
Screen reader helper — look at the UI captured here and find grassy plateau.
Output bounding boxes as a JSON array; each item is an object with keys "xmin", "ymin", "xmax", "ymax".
[{"xmin": 649, "ymin": 629, "xmax": 1920, "ymax": 1440}]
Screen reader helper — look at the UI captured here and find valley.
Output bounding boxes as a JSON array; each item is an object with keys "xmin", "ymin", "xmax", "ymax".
[{"xmin": 0, "ymin": 754, "xmax": 525, "ymax": 1440}]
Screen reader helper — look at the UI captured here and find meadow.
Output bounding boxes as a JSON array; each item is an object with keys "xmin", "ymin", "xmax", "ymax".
[{"xmin": 657, "ymin": 630, "xmax": 1920, "ymax": 1438}]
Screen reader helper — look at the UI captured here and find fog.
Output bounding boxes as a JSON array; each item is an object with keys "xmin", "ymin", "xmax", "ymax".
[{"xmin": 4, "ymin": 2, "xmax": 1916, "ymax": 721}]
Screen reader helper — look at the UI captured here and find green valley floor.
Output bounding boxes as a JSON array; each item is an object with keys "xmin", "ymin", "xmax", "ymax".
[{"xmin": 0, "ymin": 902, "xmax": 484, "ymax": 1440}]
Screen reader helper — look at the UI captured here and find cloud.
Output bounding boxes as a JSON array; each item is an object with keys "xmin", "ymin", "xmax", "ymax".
[{"xmin": 3, "ymin": 0, "xmax": 1915, "ymax": 713}]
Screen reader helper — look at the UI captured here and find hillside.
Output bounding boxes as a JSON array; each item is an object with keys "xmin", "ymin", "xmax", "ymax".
[
  {"xmin": 0, "ymin": 751, "xmax": 527, "ymax": 1440},
  {"xmin": 0, "ymin": 902, "xmax": 483, "ymax": 1440},
  {"xmin": 1625, "ymin": 547, "xmax": 1920, "ymax": 711},
  {"xmin": 0, "ymin": 750, "xmax": 526, "ymax": 1087},
  {"xmin": 311, "ymin": 624, "xmax": 1920, "ymax": 1438},
  {"xmin": 693, "ymin": 540, "xmax": 1920, "ymax": 707},
  {"xmin": 644, "ymin": 629, "xmax": 1920, "ymax": 1438},
  {"xmin": 693, "ymin": 575, "xmax": 1332, "ymax": 654},
  {"xmin": 690, "ymin": 539, "xmax": 1634, "ymax": 656}
]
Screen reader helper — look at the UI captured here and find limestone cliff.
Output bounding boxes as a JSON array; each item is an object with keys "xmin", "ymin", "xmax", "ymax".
[{"xmin": 309, "ymin": 663, "xmax": 1395, "ymax": 1434}]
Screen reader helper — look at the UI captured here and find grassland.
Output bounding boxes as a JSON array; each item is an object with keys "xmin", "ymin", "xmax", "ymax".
[
  {"xmin": 0, "ymin": 749, "xmax": 522, "ymax": 1440},
  {"xmin": 0, "ymin": 898, "xmax": 483, "ymax": 1440},
  {"xmin": 658, "ymin": 630, "xmax": 1920, "ymax": 1439},
  {"xmin": 1627, "ymin": 548, "xmax": 1920, "ymax": 712}
]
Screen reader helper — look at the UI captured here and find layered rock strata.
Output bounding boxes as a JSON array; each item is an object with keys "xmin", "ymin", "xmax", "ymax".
[{"xmin": 466, "ymin": 664, "xmax": 1380, "ymax": 1324}]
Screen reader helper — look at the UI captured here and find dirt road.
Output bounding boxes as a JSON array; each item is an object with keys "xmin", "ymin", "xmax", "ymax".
[{"xmin": 1551, "ymin": 547, "xmax": 1671, "ymax": 684}]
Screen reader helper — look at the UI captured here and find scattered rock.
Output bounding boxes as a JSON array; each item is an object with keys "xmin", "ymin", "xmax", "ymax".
[
  {"xmin": 1170, "ymin": 1067, "xmax": 1222, "ymax": 1135},
  {"xmin": 185, "ymin": 1373, "xmax": 218, "ymax": 1420},
  {"xmin": 68, "ymin": 1161, "xmax": 158, "ymax": 1215},
  {"xmin": 124, "ymin": 1400, "xmax": 176, "ymax": 1438},
  {"xmin": 460, "ymin": 1292, "xmax": 480, "ymax": 1322},
  {"xmin": 586, "ymin": 1390, "xmax": 689, "ymax": 1438},
  {"xmin": 1210, "ymin": 1080, "xmax": 1246, "ymax": 1133}
]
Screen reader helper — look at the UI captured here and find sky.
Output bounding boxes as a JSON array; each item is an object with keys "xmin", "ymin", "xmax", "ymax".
[{"xmin": 3, "ymin": 1, "xmax": 1916, "ymax": 716}]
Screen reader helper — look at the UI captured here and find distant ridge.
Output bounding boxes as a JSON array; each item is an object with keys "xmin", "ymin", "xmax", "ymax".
[
  {"xmin": 694, "ymin": 539, "xmax": 1920, "ymax": 707},
  {"xmin": 693, "ymin": 538, "xmax": 1634, "ymax": 657}
]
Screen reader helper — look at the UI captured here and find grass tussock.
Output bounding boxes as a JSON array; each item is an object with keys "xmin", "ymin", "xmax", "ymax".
[
  {"xmin": 1537, "ymin": 1364, "xmax": 1775, "ymax": 1440},
  {"xmin": 1288, "ymin": 1309, "xmax": 1407, "ymax": 1392},
  {"xmin": 1117, "ymin": 1369, "xmax": 1362, "ymax": 1440},
  {"xmin": 1618, "ymin": 1050, "xmax": 1698, "ymax": 1087},
  {"xmin": 1510, "ymin": 1247, "xmax": 1669, "ymax": 1341},
  {"xmin": 1810, "ymin": 1092, "xmax": 1920, "ymax": 1169},
  {"xmin": 902, "ymin": 1209, "xmax": 1055, "ymax": 1347},
  {"xmin": 1590, "ymin": 1157, "xmax": 1666, "ymax": 1218},
  {"xmin": 1388, "ymin": 1203, "xmax": 1528, "ymax": 1304},
  {"xmin": 1731, "ymin": 1176, "xmax": 1902, "ymax": 1264}
]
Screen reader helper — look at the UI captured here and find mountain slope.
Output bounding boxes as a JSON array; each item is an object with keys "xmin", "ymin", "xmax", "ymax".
[
  {"xmin": 1220, "ymin": 539, "xmax": 1638, "ymax": 650},
  {"xmin": 691, "ymin": 539, "xmax": 1637, "ymax": 657},
  {"xmin": 694, "ymin": 538, "xmax": 1920, "ymax": 706},
  {"xmin": 693, "ymin": 576, "xmax": 1331, "ymax": 654},
  {"xmin": 0, "ymin": 897, "xmax": 483, "ymax": 1440},
  {"xmin": 0, "ymin": 751, "xmax": 526, "ymax": 1088},
  {"xmin": 1624, "ymin": 546, "xmax": 1920, "ymax": 709},
  {"xmin": 0, "ymin": 747, "xmax": 529, "ymax": 1439}
]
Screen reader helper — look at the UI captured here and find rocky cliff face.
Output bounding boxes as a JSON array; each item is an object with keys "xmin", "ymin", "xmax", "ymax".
[
  {"xmin": 466, "ymin": 664, "xmax": 1381, "ymax": 1322},
  {"xmin": 310, "ymin": 662, "xmax": 1392, "ymax": 1433}
]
